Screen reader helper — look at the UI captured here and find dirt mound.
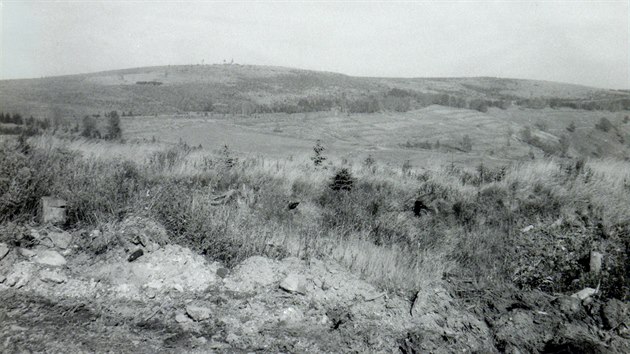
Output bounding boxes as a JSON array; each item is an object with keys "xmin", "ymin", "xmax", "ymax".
[
  {"xmin": 2, "ymin": 215, "xmax": 629, "ymax": 352},
  {"xmin": 86, "ymin": 244, "xmax": 219, "ymax": 299}
]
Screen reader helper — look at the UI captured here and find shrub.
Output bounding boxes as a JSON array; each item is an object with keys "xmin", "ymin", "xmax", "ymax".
[
  {"xmin": 81, "ymin": 115, "xmax": 97, "ymax": 138},
  {"xmin": 329, "ymin": 168, "xmax": 355, "ymax": 192},
  {"xmin": 363, "ymin": 154, "xmax": 375, "ymax": 168},
  {"xmin": 221, "ymin": 144, "xmax": 237, "ymax": 169},
  {"xmin": 595, "ymin": 117, "xmax": 614, "ymax": 132},
  {"xmin": 106, "ymin": 111, "xmax": 122, "ymax": 140},
  {"xmin": 311, "ymin": 140, "xmax": 326, "ymax": 166}
]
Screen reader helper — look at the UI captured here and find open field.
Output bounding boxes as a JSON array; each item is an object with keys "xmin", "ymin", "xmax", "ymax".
[{"xmin": 122, "ymin": 105, "xmax": 630, "ymax": 167}]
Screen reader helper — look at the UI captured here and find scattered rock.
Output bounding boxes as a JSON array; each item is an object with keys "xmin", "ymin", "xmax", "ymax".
[
  {"xmin": 311, "ymin": 277, "xmax": 323, "ymax": 288},
  {"xmin": 279, "ymin": 273, "xmax": 306, "ymax": 294},
  {"xmin": 48, "ymin": 231, "xmax": 72, "ymax": 249},
  {"xmin": 175, "ymin": 313, "xmax": 191, "ymax": 323},
  {"xmin": 40, "ymin": 269, "xmax": 67, "ymax": 284},
  {"xmin": 5, "ymin": 262, "xmax": 33, "ymax": 288},
  {"xmin": 33, "ymin": 250, "xmax": 67, "ymax": 267},
  {"xmin": 521, "ymin": 225, "xmax": 534, "ymax": 233},
  {"xmin": 0, "ymin": 242, "xmax": 9, "ymax": 260},
  {"xmin": 216, "ymin": 267, "xmax": 229, "ymax": 278},
  {"xmin": 18, "ymin": 248, "xmax": 36, "ymax": 258},
  {"xmin": 571, "ymin": 287, "xmax": 598, "ymax": 301},
  {"xmin": 602, "ymin": 299, "xmax": 629, "ymax": 330},
  {"xmin": 224, "ymin": 256, "xmax": 280, "ymax": 292},
  {"xmin": 192, "ymin": 336, "xmax": 207, "ymax": 346},
  {"xmin": 186, "ymin": 305, "xmax": 212, "ymax": 321},
  {"xmin": 279, "ymin": 307, "xmax": 303, "ymax": 324},
  {"xmin": 555, "ymin": 295, "xmax": 583, "ymax": 318},
  {"xmin": 128, "ymin": 249, "xmax": 144, "ymax": 262},
  {"xmin": 32, "ymin": 229, "xmax": 54, "ymax": 248},
  {"xmin": 0, "ymin": 275, "xmax": 5, "ymax": 283},
  {"xmin": 173, "ymin": 284, "xmax": 184, "ymax": 292}
]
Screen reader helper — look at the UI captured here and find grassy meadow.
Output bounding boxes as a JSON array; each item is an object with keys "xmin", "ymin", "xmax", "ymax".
[{"xmin": 2, "ymin": 133, "xmax": 629, "ymax": 300}]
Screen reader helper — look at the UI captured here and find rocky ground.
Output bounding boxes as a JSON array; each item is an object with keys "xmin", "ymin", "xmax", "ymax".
[{"xmin": 1, "ymin": 218, "xmax": 629, "ymax": 353}]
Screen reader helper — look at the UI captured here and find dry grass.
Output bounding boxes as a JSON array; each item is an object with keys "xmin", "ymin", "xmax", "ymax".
[{"xmin": 2, "ymin": 135, "xmax": 629, "ymax": 297}]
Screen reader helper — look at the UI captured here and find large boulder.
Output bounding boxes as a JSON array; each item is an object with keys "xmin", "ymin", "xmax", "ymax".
[
  {"xmin": 186, "ymin": 305, "xmax": 212, "ymax": 322},
  {"xmin": 33, "ymin": 250, "xmax": 67, "ymax": 267},
  {"xmin": 279, "ymin": 273, "xmax": 306, "ymax": 294}
]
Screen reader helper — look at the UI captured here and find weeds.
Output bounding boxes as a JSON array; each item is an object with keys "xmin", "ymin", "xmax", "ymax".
[{"xmin": 1, "ymin": 136, "xmax": 629, "ymax": 298}]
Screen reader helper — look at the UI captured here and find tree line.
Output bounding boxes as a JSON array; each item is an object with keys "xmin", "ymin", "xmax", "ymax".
[{"xmin": 0, "ymin": 111, "xmax": 122, "ymax": 140}]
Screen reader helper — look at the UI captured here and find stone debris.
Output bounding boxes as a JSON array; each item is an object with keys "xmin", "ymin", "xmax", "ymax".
[
  {"xmin": 279, "ymin": 273, "xmax": 306, "ymax": 294},
  {"xmin": 40, "ymin": 269, "xmax": 68, "ymax": 284},
  {"xmin": 555, "ymin": 295, "xmax": 583, "ymax": 317},
  {"xmin": 571, "ymin": 287, "xmax": 598, "ymax": 300},
  {"xmin": 175, "ymin": 313, "xmax": 191, "ymax": 323},
  {"xmin": 0, "ymin": 242, "xmax": 9, "ymax": 260},
  {"xmin": 33, "ymin": 250, "xmax": 67, "ymax": 267},
  {"xmin": 185, "ymin": 305, "xmax": 212, "ymax": 321},
  {"xmin": 48, "ymin": 231, "xmax": 72, "ymax": 249},
  {"xmin": 5, "ymin": 262, "xmax": 34, "ymax": 288},
  {"xmin": 0, "ymin": 275, "xmax": 6, "ymax": 283},
  {"xmin": 18, "ymin": 248, "xmax": 36, "ymax": 258},
  {"xmin": 603, "ymin": 299, "xmax": 629, "ymax": 330},
  {"xmin": 216, "ymin": 267, "xmax": 229, "ymax": 278},
  {"xmin": 279, "ymin": 307, "xmax": 304, "ymax": 324}
]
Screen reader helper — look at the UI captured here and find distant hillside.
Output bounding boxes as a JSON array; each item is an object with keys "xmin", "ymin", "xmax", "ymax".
[{"xmin": 1, "ymin": 64, "xmax": 628, "ymax": 120}]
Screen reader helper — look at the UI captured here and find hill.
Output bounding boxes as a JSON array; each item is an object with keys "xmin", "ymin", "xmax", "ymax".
[{"xmin": 1, "ymin": 64, "xmax": 628, "ymax": 119}]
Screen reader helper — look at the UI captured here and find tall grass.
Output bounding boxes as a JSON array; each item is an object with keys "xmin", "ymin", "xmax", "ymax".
[{"xmin": 1, "ymin": 136, "xmax": 628, "ymax": 298}]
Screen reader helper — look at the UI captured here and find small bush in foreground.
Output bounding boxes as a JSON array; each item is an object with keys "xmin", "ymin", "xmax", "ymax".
[{"xmin": 329, "ymin": 168, "xmax": 355, "ymax": 192}]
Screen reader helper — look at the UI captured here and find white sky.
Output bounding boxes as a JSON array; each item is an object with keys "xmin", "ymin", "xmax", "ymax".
[{"xmin": 1, "ymin": 1, "xmax": 628, "ymax": 89}]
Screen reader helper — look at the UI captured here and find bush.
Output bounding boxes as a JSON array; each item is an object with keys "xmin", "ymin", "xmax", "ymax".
[
  {"xmin": 595, "ymin": 117, "xmax": 614, "ymax": 132},
  {"xmin": 106, "ymin": 111, "xmax": 122, "ymax": 140},
  {"xmin": 311, "ymin": 140, "xmax": 326, "ymax": 166},
  {"xmin": 329, "ymin": 168, "xmax": 355, "ymax": 192}
]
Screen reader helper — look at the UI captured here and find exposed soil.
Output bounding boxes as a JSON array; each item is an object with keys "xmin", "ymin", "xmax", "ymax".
[{"xmin": 1, "ymin": 219, "xmax": 629, "ymax": 353}]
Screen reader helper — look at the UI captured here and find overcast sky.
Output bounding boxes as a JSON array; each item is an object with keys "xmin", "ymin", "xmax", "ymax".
[{"xmin": 1, "ymin": 1, "xmax": 628, "ymax": 89}]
